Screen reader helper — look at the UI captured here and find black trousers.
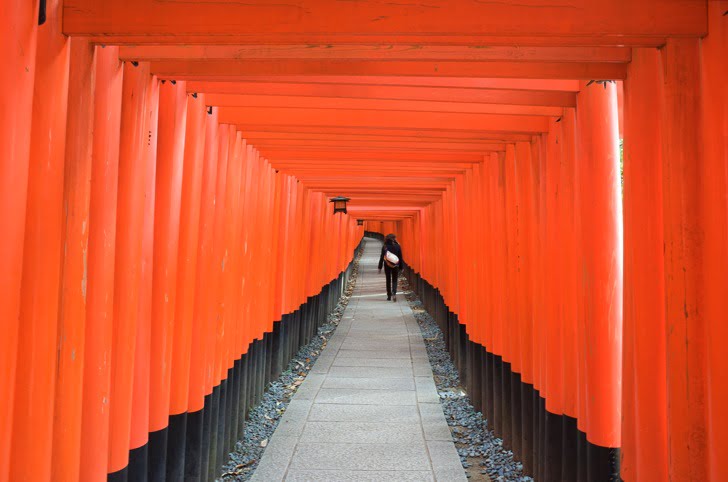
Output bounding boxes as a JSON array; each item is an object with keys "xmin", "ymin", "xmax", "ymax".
[{"xmin": 384, "ymin": 265, "xmax": 400, "ymax": 297}]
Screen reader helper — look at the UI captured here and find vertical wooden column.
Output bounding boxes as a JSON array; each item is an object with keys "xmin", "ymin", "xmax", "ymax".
[
  {"xmin": 205, "ymin": 123, "xmax": 230, "ymax": 482},
  {"xmin": 257, "ymin": 152, "xmax": 271, "ymax": 339},
  {"xmin": 501, "ymin": 144, "xmax": 517, "ymax": 450},
  {"xmin": 621, "ymin": 47, "xmax": 668, "ymax": 482},
  {"xmin": 558, "ymin": 107, "xmax": 579, "ymax": 482},
  {"xmin": 545, "ymin": 120, "xmax": 564, "ymax": 421},
  {"xmin": 108, "ymin": 61, "xmax": 152, "ymax": 479},
  {"xmin": 574, "ymin": 79, "xmax": 623, "ymax": 476},
  {"xmin": 542, "ymin": 120, "xmax": 563, "ymax": 482},
  {"xmin": 145, "ymin": 78, "xmax": 186, "ymax": 481},
  {"xmin": 0, "ymin": 2, "xmax": 38, "ymax": 475},
  {"xmin": 491, "ymin": 153, "xmax": 507, "ymax": 439},
  {"xmin": 660, "ymin": 38, "xmax": 708, "ymax": 482},
  {"xmin": 701, "ymin": 4, "xmax": 728, "ymax": 481},
  {"xmin": 481, "ymin": 154, "xmax": 496, "ymax": 431},
  {"xmin": 514, "ymin": 143, "xmax": 533, "ymax": 386},
  {"xmin": 10, "ymin": 0, "xmax": 70, "ymax": 478},
  {"xmin": 187, "ymin": 108, "xmax": 219, "ymax": 481},
  {"xmin": 272, "ymin": 174, "xmax": 287, "ymax": 333},
  {"xmin": 128, "ymin": 73, "xmax": 160, "ymax": 480},
  {"xmin": 237, "ymin": 143, "xmax": 255, "ymax": 352},
  {"xmin": 51, "ymin": 39, "xmax": 97, "ymax": 482},
  {"xmin": 168, "ymin": 92, "xmax": 207, "ymax": 482},
  {"xmin": 79, "ymin": 45, "xmax": 123, "ymax": 482}
]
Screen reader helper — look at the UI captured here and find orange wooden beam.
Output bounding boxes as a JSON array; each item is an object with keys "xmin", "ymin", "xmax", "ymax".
[
  {"xmin": 342, "ymin": 197, "xmax": 438, "ymax": 204},
  {"xmin": 262, "ymin": 150, "xmax": 487, "ymax": 162},
  {"xmin": 317, "ymin": 186, "xmax": 448, "ymax": 192},
  {"xmin": 149, "ymin": 59, "xmax": 628, "ymax": 80},
  {"xmin": 217, "ymin": 107, "xmax": 550, "ymax": 133},
  {"xmin": 240, "ymin": 131, "xmax": 531, "ymax": 143},
  {"xmin": 205, "ymin": 94, "xmax": 564, "ymax": 116},
  {"xmin": 64, "ymin": 0, "xmax": 705, "ymax": 42},
  {"xmin": 281, "ymin": 165, "xmax": 471, "ymax": 173},
  {"xmin": 296, "ymin": 174, "xmax": 461, "ymax": 182},
  {"xmin": 235, "ymin": 126, "xmax": 533, "ymax": 142},
  {"xmin": 188, "ymin": 78, "xmax": 581, "ymax": 92},
  {"xmin": 119, "ymin": 45, "xmax": 631, "ymax": 63},
  {"xmin": 250, "ymin": 139, "xmax": 506, "ymax": 152}
]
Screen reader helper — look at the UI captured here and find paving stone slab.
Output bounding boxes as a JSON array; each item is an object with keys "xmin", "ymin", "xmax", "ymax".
[
  {"xmin": 250, "ymin": 436, "xmax": 298, "ymax": 482},
  {"xmin": 321, "ymin": 377, "xmax": 416, "ymax": 391},
  {"xmin": 314, "ymin": 388, "xmax": 417, "ymax": 406},
  {"xmin": 299, "ymin": 421, "xmax": 423, "ymax": 444},
  {"xmin": 332, "ymin": 357, "xmax": 413, "ymax": 368},
  {"xmin": 289, "ymin": 442, "xmax": 431, "ymax": 471},
  {"xmin": 426, "ymin": 441, "xmax": 469, "ymax": 481},
  {"xmin": 326, "ymin": 366, "xmax": 414, "ymax": 379},
  {"xmin": 285, "ymin": 470, "xmax": 435, "ymax": 481},
  {"xmin": 307, "ymin": 403, "xmax": 421, "ymax": 423},
  {"xmin": 335, "ymin": 349, "xmax": 413, "ymax": 359}
]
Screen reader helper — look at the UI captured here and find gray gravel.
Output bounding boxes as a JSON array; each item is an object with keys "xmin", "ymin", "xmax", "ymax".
[
  {"xmin": 400, "ymin": 276, "xmax": 533, "ymax": 482},
  {"xmin": 219, "ymin": 250, "xmax": 363, "ymax": 481}
]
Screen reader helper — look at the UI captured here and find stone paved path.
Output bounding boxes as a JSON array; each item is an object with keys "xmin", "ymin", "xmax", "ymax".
[{"xmin": 251, "ymin": 238, "xmax": 467, "ymax": 481}]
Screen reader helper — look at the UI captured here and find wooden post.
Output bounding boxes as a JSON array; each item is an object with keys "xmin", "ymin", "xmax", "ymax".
[
  {"xmin": 167, "ymin": 91, "xmax": 206, "ymax": 481},
  {"xmin": 185, "ymin": 107, "xmax": 218, "ymax": 480},
  {"xmin": 621, "ymin": 47, "xmax": 668, "ymax": 482},
  {"xmin": 661, "ymin": 37, "xmax": 708, "ymax": 482},
  {"xmin": 574, "ymin": 78, "xmax": 623, "ymax": 474},
  {"xmin": 79, "ymin": 45, "xmax": 123, "ymax": 482},
  {"xmin": 10, "ymin": 0, "xmax": 70, "ymax": 478},
  {"xmin": 701, "ymin": 4, "xmax": 728, "ymax": 480},
  {"xmin": 0, "ymin": 1, "xmax": 38, "ymax": 477},
  {"xmin": 128, "ymin": 72, "xmax": 159, "ymax": 480},
  {"xmin": 108, "ymin": 61, "xmax": 152, "ymax": 478},
  {"xmin": 52, "ymin": 38, "xmax": 97, "ymax": 482}
]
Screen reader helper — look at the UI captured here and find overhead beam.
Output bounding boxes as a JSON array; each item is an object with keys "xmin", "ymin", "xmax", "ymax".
[
  {"xmin": 232, "ymin": 126, "xmax": 533, "ymax": 142},
  {"xmin": 194, "ymin": 83, "xmax": 576, "ymax": 107},
  {"xmin": 250, "ymin": 139, "xmax": 506, "ymax": 151},
  {"xmin": 119, "ymin": 44, "xmax": 631, "ymax": 62},
  {"xmin": 63, "ymin": 0, "xmax": 706, "ymax": 43},
  {"xmin": 240, "ymin": 131, "xmax": 531, "ymax": 143},
  {"xmin": 189, "ymin": 78, "xmax": 581, "ymax": 92},
  {"xmin": 149, "ymin": 59, "xmax": 628, "ymax": 80},
  {"xmin": 262, "ymin": 150, "xmax": 487, "ymax": 162},
  {"xmin": 205, "ymin": 94, "xmax": 564, "ymax": 116},
  {"xmin": 217, "ymin": 107, "xmax": 550, "ymax": 133},
  {"xmin": 276, "ymin": 163, "xmax": 474, "ymax": 170}
]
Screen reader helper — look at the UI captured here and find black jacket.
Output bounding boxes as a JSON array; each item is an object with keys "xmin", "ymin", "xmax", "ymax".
[{"xmin": 379, "ymin": 240, "xmax": 404, "ymax": 270}]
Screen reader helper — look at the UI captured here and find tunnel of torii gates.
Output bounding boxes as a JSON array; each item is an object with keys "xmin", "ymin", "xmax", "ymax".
[{"xmin": 0, "ymin": 1, "xmax": 726, "ymax": 481}]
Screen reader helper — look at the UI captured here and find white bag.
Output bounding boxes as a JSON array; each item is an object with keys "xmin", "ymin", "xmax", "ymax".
[{"xmin": 384, "ymin": 250, "xmax": 399, "ymax": 268}]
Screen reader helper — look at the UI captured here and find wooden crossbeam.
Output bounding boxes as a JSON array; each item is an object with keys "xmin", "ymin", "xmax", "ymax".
[
  {"xmin": 217, "ymin": 107, "xmax": 550, "ymax": 133},
  {"xmin": 119, "ymin": 45, "xmax": 632, "ymax": 63},
  {"xmin": 205, "ymin": 94, "xmax": 563, "ymax": 116},
  {"xmin": 149, "ymin": 59, "xmax": 628, "ymax": 80},
  {"xmin": 240, "ymin": 131, "xmax": 531, "ymax": 143},
  {"xmin": 188, "ymin": 78, "xmax": 581, "ymax": 92},
  {"xmin": 64, "ymin": 0, "xmax": 706, "ymax": 44}
]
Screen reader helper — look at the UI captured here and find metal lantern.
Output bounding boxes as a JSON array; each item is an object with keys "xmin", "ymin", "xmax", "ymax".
[
  {"xmin": 330, "ymin": 196, "xmax": 350, "ymax": 214},
  {"xmin": 357, "ymin": 219, "xmax": 364, "ymax": 226}
]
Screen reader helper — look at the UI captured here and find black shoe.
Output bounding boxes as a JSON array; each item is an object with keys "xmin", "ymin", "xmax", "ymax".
[
  {"xmin": 393, "ymin": 295, "xmax": 397, "ymax": 302},
  {"xmin": 387, "ymin": 296, "xmax": 391, "ymax": 301}
]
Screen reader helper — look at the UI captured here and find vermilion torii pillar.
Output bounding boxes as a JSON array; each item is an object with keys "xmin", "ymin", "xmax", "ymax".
[
  {"xmin": 575, "ymin": 79, "xmax": 623, "ymax": 479},
  {"xmin": 11, "ymin": 0, "xmax": 70, "ymax": 479}
]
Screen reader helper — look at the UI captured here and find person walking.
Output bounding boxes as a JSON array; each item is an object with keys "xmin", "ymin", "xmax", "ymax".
[{"xmin": 378, "ymin": 233, "xmax": 404, "ymax": 302}]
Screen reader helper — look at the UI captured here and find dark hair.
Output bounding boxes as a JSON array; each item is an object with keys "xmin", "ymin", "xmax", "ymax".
[{"xmin": 385, "ymin": 233, "xmax": 397, "ymax": 244}]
